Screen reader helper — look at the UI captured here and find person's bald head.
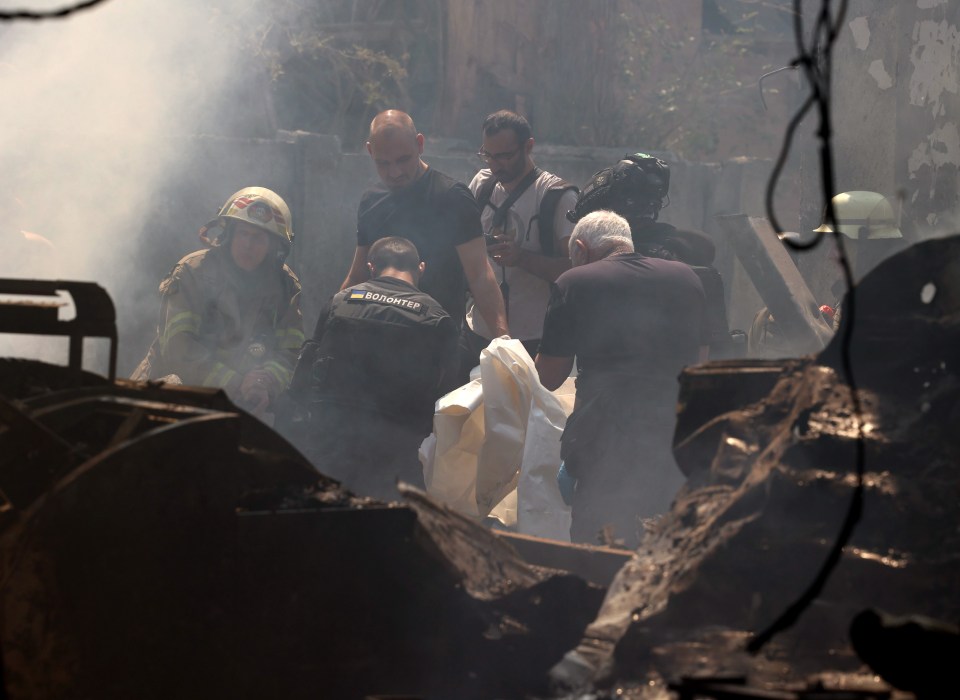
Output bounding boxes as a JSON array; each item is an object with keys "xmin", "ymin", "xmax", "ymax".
[
  {"xmin": 369, "ymin": 110, "xmax": 418, "ymax": 141},
  {"xmin": 366, "ymin": 110, "xmax": 427, "ymax": 190}
]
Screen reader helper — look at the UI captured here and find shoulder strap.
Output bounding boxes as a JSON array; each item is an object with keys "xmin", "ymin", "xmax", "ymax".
[
  {"xmin": 476, "ymin": 177, "xmax": 498, "ymax": 212},
  {"xmin": 492, "ymin": 167, "xmax": 540, "ymax": 228},
  {"xmin": 537, "ymin": 182, "xmax": 579, "ymax": 257},
  {"xmin": 478, "ymin": 168, "xmax": 542, "ymax": 230}
]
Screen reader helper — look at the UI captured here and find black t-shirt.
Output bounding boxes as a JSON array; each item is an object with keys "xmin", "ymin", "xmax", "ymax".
[
  {"xmin": 539, "ymin": 252, "xmax": 707, "ymax": 390},
  {"xmin": 357, "ymin": 167, "xmax": 482, "ymax": 328}
]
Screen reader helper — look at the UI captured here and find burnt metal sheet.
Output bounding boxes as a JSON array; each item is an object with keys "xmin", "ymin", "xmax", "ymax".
[
  {"xmin": 0, "ymin": 382, "xmax": 265, "ymax": 517},
  {"xmin": 0, "ymin": 359, "xmax": 606, "ymax": 699},
  {"xmin": 673, "ymin": 359, "xmax": 793, "ymax": 478},
  {"xmin": 0, "ymin": 279, "xmax": 118, "ymax": 380},
  {"xmin": 715, "ymin": 215, "xmax": 833, "ymax": 354}
]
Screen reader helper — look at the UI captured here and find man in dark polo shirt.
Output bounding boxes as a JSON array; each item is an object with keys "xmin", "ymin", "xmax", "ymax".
[
  {"xmin": 291, "ymin": 237, "xmax": 459, "ymax": 500},
  {"xmin": 341, "ymin": 110, "xmax": 508, "ymax": 350},
  {"xmin": 535, "ymin": 211, "xmax": 707, "ymax": 548}
]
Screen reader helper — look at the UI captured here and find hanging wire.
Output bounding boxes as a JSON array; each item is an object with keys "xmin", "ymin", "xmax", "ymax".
[
  {"xmin": 747, "ymin": 0, "xmax": 866, "ymax": 654},
  {"xmin": 0, "ymin": 0, "xmax": 112, "ymax": 21}
]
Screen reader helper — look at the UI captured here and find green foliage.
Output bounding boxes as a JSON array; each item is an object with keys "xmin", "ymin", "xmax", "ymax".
[
  {"xmin": 221, "ymin": 0, "xmax": 794, "ymax": 159},
  {"xmin": 599, "ymin": 2, "xmax": 789, "ymax": 158},
  {"xmin": 227, "ymin": 0, "xmax": 430, "ymax": 147}
]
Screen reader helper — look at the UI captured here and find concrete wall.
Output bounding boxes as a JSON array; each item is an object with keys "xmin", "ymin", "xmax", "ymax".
[{"xmin": 759, "ymin": 0, "xmax": 960, "ymax": 317}]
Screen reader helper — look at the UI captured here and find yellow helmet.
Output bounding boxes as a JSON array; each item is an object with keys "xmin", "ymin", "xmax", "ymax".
[
  {"xmin": 214, "ymin": 187, "xmax": 294, "ymax": 243},
  {"xmin": 814, "ymin": 191, "xmax": 902, "ymax": 240}
]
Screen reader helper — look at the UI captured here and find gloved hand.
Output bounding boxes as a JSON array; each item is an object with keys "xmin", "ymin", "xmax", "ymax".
[
  {"xmin": 557, "ymin": 461, "xmax": 577, "ymax": 506},
  {"xmin": 240, "ymin": 369, "xmax": 275, "ymax": 416}
]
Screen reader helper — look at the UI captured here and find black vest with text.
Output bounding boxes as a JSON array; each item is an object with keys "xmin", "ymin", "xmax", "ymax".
[{"xmin": 300, "ymin": 277, "xmax": 455, "ymax": 428}]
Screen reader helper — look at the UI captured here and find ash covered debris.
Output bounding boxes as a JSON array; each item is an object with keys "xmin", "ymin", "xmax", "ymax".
[
  {"xmin": 0, "ymin": 357, "xmax": 604, "ymax": 699},
  {"xmin": 548, "ymin": 235, "xmax": 960, "ymax": 698},
  {"xmin": 237, "ymin": 483, "xmax": 605, "ymax": 698}
]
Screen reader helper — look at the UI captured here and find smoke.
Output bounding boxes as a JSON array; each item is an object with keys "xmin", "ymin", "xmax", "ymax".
[{"xmin": 0, "ymin": 0, "xmax": 272, "ymax": 372}]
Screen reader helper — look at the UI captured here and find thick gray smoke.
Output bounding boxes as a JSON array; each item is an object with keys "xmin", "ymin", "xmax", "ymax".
[{"xmin": 0, "ymin": 0, "xmax": 268, "ymax": 371}]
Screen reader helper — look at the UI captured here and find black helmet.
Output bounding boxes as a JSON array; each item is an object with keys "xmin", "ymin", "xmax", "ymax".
[{"xmin": 568, "ymin": 153, "xmax": 670, "ymax": 223}]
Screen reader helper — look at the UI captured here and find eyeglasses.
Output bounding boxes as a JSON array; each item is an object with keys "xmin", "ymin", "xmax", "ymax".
[{"xmin": 476, "ymin": 145, "xmax": 523, "ymax": 164}]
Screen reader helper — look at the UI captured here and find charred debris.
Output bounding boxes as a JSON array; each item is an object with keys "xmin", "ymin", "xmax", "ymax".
[
  {"xmin": 0, "ymin": 356, "xmax": 603, "ymax": 697},
  {"xmin": 0, "ymin": 235, "xmax": 957, "ymax": 698}
]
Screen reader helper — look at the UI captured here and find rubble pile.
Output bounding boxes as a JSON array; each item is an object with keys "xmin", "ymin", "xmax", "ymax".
[
  {"xmin": 551, "ymin": 235, "xmax": 960, "ymax": 697},
  {"xmin": 0, "ymin": 361, "xmax": 604, "ymax": 699}
]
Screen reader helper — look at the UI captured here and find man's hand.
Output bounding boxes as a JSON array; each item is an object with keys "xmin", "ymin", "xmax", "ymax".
[
  {"xmin": 240, "ymin": 369, "xmax": 276, "ymax": 416},
  {"xmin": 489, "ymin": 234, "xmax": 572, "ymax": 282},
  {"xmin": 557, "ymin": 461, "xmax": 577, "ymax": 506},
  {"xmin": 487, "ymin": 234, "xmax": 524, "ymax": 267},
  {"xmin": 457, "ymin": 237, "xmax": 509, "ymax": 338}
]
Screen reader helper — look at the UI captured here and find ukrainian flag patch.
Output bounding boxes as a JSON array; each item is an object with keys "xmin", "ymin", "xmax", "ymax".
[{"xmin": 349, "ymin": 290, "xmax": 367, "ymax": 300}]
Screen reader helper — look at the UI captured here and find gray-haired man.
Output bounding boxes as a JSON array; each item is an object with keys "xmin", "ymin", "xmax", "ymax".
[{"xmin": 535, "ymin": 211, "xmax": 708, "ymax": 547}]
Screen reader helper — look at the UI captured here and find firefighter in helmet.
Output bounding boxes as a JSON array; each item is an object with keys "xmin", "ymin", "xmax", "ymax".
[
  {"xmin": 817, "ymin": 190, "xmax": 906, "ymax": 329},
  {"xmin": 816, "ymin": 190, "xmax": 902, "ymax": 240},
  {"xmin": 133, "ymin": 187, "xmax": 305, "ymax": 417},
  {"xmin": 817, "ymin": 190, "xmax": 904, "ymax": 278},
  {"xmin": 749, "ymin": 190, "xmax": 906, "ymax": 355}
]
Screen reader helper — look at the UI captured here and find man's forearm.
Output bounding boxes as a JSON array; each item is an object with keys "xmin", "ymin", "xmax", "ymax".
[
  {"xmin": 516, "ymin": 249, "xmax": 571, "ymax": 282},
  {"xmin": 471, "ymin": 270, "xmax": 509, "ymax": 337},
  {"xmin": 457, "ymin": 237, "xmax": 509, "ymax": 336},
  {"xmin": 340, "ymin": 269, "xmax": 365, "ymax": 290},
  {"xmin": 535, "ymin": 353, "xmax": 574, "ymax": 391},
  {"xmin": 341, "ymin": 246, "xmax": 371, "ymax": 291}
]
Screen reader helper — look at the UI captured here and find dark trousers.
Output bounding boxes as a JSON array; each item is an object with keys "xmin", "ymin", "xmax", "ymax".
[
  {"xmin": 456, "ymin": 326, "xmax": 540, "ymax": 387},
  {"xmin": 563, "ymin": 378, "xmax": 685, "ymax": 549},
  {"xmin": 304, "ymin": 403, "xmax": 429, "ymax": 502}
]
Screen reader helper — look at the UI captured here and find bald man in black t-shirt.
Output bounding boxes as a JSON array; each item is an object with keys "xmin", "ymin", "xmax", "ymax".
[{"xmin": 341, "ymin": 110, "xmax": 507, "ymax": 341}]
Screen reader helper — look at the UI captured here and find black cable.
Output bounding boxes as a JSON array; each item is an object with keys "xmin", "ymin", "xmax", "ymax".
[
  {"xmin": 747, "ymin": 0, "xmax": 864, "ymax": 655},
  {"xmin": 0, "ymin": 0, "xmax": 112, "ymax": 21},
  {"xmin": 764, "ymin": 91, "xmax": 815, "ymax": 238}
]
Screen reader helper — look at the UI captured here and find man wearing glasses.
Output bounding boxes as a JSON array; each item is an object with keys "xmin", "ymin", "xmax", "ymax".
[
  {"xmin": 459, "ymin": 110, "xmax": 579, "ymax": 383},
  {"xmin": 341, "ymin": 109, "xmax": 508, "ymax": 393}
]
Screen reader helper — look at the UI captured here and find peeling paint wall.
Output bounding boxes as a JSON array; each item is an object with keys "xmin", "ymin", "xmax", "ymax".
[
  {"xmin": 832, "ymin": 2, "xmax": 900, "ymax": 199},
  {"xmin": 903, "ymin": 3, "xmax": 960, "ymax": 235},
  {"xmin": 833, "ymin": 0, "xmax": 960, "ymax": 239}
]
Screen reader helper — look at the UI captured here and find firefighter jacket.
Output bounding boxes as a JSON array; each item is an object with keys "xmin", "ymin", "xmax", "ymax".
[
  {"xmin": 291, "ymin": 276, "xmax": 458, "ymax": 432},
  {"xmin": 134, "ymin": 245, "xmax": 304, "ymax": 399}
]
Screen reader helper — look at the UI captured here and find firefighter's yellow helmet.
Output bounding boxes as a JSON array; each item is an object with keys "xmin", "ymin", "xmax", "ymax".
[
  {"xmin": 814, "ymin": 191, "xmax": 902, "ymax": 240},
  {"xmin": 216, "ymin": 187, "xmax": 293, "ymax": 243}
]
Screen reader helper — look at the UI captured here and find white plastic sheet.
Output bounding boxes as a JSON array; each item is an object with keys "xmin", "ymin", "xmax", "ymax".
[{"xmin": 421, "ymin": 338, "xmax": 575, "ymax": 541}]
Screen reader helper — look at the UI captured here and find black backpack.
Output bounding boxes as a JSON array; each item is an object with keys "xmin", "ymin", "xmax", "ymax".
[{"xmin": 475, "ymin": 170, "xmax": 578, "ymax": 257}]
